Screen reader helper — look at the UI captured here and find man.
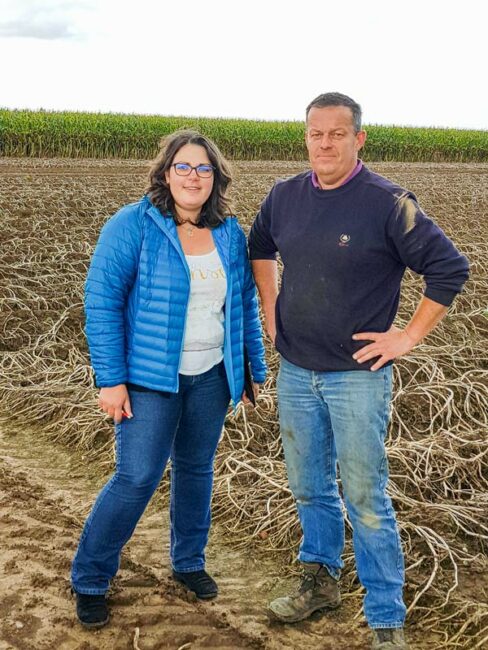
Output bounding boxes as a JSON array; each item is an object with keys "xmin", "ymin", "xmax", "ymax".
[{"xmin": 248, "ymin": 92, "xmax": 469, "ymax": 650}]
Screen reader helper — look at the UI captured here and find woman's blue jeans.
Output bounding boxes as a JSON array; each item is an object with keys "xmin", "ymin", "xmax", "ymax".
[
  {"xmin": 277, "ymin": 356, "xmax": 406, "ymax": 629},
  {"xmin": 71, "ymin": 362, "xmax": 230, "ymax": 595}
]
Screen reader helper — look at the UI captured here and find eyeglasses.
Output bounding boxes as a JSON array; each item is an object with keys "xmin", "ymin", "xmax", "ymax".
[{"xmin": 171, "ymin": 163, "xmax": 215, "ymax": 178}]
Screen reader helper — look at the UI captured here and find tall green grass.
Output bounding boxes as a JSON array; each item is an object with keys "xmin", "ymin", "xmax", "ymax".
[{"xmin": 1, "ymin": 108, "xmax": 487, "ymax": 161}]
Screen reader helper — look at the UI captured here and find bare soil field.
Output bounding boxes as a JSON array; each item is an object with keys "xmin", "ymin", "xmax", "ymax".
[
  {"xmin": 0, "ymin": 424, "xmax": 374, "ymax": 650},
  {"xmin": 0, "ymin": 159, "xmax": 487, "ymax": 650}
]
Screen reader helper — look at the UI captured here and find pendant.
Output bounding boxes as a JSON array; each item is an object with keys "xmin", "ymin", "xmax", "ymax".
[{"xmin": 178, "ymin": 219, "xmax": 197, "ymax": 237}]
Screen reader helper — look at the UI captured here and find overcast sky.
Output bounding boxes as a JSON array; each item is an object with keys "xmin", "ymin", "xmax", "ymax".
[{"xmin": 0, "ymin": 0, "xmax": 486, "ymax": 130}]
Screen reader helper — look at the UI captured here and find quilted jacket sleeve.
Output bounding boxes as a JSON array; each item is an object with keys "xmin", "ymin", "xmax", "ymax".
[
  {"xmin": 236, "ymin": 223, "xmax": 267, "ymax": 383},
  {"xmin": 85, "ymin": 204, "xmax": 142, "ymax": 387}
]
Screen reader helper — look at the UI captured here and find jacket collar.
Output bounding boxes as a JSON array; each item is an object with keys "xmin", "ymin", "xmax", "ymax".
[{"xmin": 143, "ymin": 196, "xmax": 233, "ymax": 270}]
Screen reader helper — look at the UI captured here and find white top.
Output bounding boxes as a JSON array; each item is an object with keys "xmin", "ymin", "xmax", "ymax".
[{"xmin": 179, "ymin": 248, "xmax": 227, "ymax": 376}]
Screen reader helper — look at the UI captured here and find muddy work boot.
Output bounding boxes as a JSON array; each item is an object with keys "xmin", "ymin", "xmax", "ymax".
[
  {"xmin": 371, "ymin": 628, "xmax": 409, "ymax": 649},
  {"xmin": 267, "ymin": 562, "xmax": 340, "ymax": 623}
]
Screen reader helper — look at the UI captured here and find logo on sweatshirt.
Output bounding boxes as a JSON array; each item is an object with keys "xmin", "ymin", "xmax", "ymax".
[{"xmin": 339, "ymin": 234, "xmax": 350, "ymax": 247}]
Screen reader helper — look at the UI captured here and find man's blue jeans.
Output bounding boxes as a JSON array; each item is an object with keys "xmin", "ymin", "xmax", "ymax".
[
  {"xmin": 71, "ymin": 362, "xmax": 230, "ymax": 595},
  {"xmin": 277, "ymin": 356, "xmax": 406, "ymax": 629}
]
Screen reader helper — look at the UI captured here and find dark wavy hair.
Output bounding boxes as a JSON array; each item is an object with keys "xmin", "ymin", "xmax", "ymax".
[{"xmin": 146, "ymin": 130, "xmax": 233, "ymax": 229}]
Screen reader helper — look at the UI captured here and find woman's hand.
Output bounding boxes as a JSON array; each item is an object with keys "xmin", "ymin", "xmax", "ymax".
[
  {"xmin": 98, "ymin": 384, "xmax": 133, "ymax": 423},
  {"xmin": 242, "ymin": 383, "xmax": 260, "ymax": 406}
]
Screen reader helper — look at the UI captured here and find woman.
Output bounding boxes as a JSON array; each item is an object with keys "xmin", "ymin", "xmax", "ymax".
[{"xmin": 71, "ymin": 130, "xmax": 266, "ymax": 628}]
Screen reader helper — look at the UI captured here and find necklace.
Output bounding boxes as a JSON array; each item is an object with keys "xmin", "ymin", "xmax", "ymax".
[{"xmin": 179, "ymin": 219, "xmax": 199, "ymax": 237}]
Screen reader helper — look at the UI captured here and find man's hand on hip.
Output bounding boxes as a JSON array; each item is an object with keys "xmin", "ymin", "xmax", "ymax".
[
  {"xmin": 353, "ymin": 297, "xmax": 449, "ymax": 370},
  {"xmin": 352, "ymin": 325, "xmax": 416, "ymax": 371}
]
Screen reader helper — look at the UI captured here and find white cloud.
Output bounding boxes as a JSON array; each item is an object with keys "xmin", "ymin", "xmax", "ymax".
[
  {"xmin": 0, "ymin": 0, "xmax": 94, "ymax": 40},
  {"xmin": 0, "ymin": 19, "xmax": 74, "ymax": 40}
]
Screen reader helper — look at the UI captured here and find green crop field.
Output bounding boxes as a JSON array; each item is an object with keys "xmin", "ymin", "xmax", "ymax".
[{"xmin": 1, "ymin": 108, "xmax": 487, "ymax": 161}]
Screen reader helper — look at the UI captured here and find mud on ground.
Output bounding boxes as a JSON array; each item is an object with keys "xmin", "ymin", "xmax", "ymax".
[{"xmin": 0, "ymin": 426, "xmax": 374, "ymax": 650}]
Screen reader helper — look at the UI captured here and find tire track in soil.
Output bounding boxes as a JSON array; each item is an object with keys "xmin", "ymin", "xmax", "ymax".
[{"xmin": 0, "ymin": 426, "xmax": 372, "ymax": 650}]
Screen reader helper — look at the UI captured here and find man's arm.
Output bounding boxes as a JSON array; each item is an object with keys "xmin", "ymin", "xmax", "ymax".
[
  {"xmin": 248, "ymin": 188, "xmax": 280, "ymax": 344},
  {"xmin": 251, "ymin": 259, "xmax": 279, "ymax": 344},
  {"xmin": 352, "ymin": 296, "xmax": 448, "ymax": 371},
  {"xmin": 354, "ymin": 191, "xmax": 469, "ymax": 371}
]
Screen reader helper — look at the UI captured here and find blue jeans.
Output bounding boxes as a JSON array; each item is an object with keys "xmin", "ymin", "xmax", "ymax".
[
  {"xmin": 71, "ymin": 362, "xmax": 230, "ymax": 595},
  {"xmin": 277, "ymin": 356, "xmax": 406, "ymax": 629}
]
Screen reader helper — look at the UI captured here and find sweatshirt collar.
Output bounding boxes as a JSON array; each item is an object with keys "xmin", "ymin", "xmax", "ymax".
[{"xmin": 311, "ymin": 159, "xmax": 363, "ymax": 189}]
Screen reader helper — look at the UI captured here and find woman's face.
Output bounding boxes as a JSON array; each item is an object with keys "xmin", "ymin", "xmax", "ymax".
[{"xmin": 164, "ymin": 143, "xmax": 214, "ymax": 220}]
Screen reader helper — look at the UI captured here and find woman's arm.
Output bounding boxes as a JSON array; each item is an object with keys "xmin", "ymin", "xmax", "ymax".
[{"xmin": 85, "ymin": 204, "xmax": 142, "ymax": 390}]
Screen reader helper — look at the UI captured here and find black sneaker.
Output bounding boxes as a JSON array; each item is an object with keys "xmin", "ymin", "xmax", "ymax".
[
  {"xmin": 172, "ymin": 569, "xmax": 218, "ymax": 599},
  {"xmin": 74, "ymin": 591, "xmax": 109, "ymax": 628}
]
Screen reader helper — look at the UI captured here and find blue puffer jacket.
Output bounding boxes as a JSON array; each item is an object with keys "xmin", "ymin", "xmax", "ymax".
[{"xmin": 85, "ymin": 196, "xmax": 266, "ymax": 407}]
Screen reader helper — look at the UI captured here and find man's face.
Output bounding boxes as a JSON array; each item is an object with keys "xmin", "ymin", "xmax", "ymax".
[{"xmin": 305, "ymin": 106, "xmax": 366, "ymax": 189}]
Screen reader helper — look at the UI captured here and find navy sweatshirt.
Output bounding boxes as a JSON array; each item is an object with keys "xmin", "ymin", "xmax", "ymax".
[{"xmin": 248, "ymin": 166, "xmax": 469, "ymax": 372}]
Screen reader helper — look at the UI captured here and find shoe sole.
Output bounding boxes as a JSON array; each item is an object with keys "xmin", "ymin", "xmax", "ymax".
[
  {"xmin": 78, "ymin": 614, "xmax": 110, "ymax": 629},
  {"xmin": 172, "ymin": 574, "xmax": 218, "ymax": 600},
  {"xmin": 267, "ymin": 599, "xmax": 341, "ymax": 624}
]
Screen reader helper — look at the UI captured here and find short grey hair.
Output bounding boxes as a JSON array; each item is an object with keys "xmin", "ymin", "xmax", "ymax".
[{"xmin": 306, "ymin": 92, "xmax": 362, "ymax": 133}]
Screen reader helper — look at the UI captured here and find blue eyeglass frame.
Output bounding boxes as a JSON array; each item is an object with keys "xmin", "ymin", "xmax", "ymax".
[{"xmin": 171, "ymin": 163, "xmax": 215, "ymax": 177}]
